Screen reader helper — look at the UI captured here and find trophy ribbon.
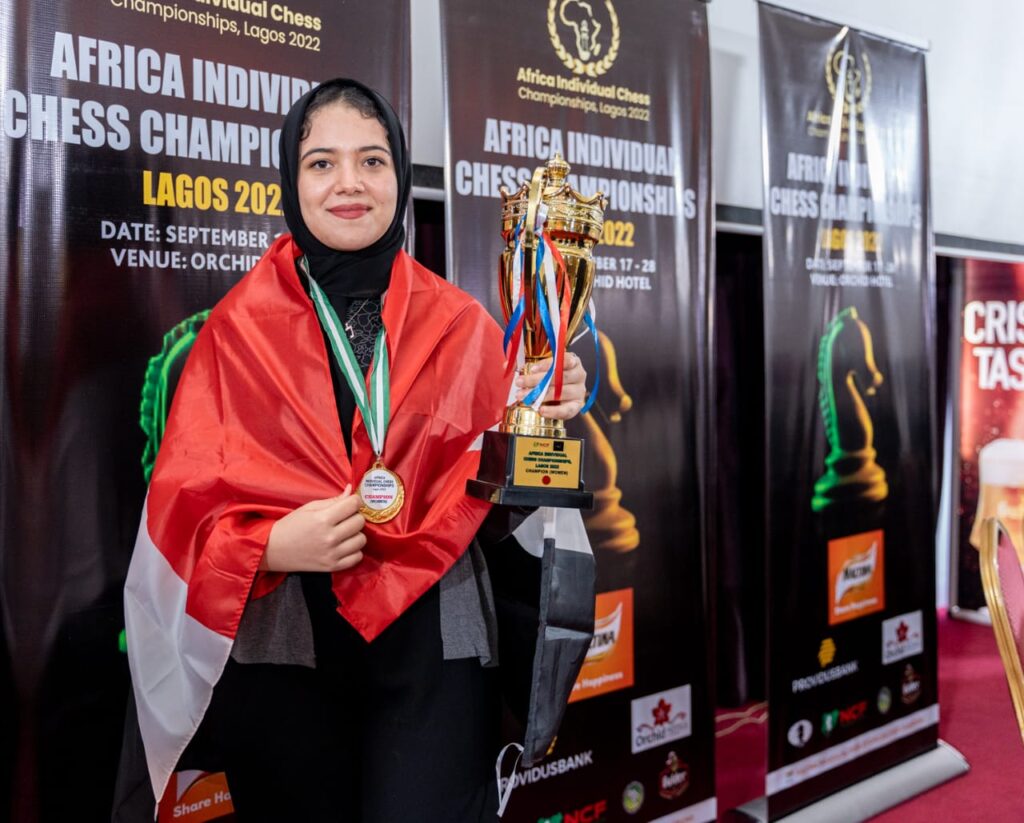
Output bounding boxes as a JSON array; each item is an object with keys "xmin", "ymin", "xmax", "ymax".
[
  {"xmin": 467, "ymin": 154, "xmax": 607, "ymax": 509},
  {"xmin": 546, "ymin": 237, "xmax": 602, "ymax": 414},
  {"xmin": 301, "ymin": 256, "xmax": 405, "ymax": 524},
  {"xmin": 577, "ymin": 308, "xmax": 600, "ymax": 415},
  {"xmin": 500, "ymin": 213, "xmax": 603, "ymax": 416},
  {"xmin": 502, "ymin": 217, "xmax": 528, "ymax": 377}
]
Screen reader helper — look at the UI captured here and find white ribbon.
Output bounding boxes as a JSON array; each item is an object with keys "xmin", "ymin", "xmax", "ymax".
[{"xmin": 495, "ymin": 741, "xmax": 525, "ymax": 817}]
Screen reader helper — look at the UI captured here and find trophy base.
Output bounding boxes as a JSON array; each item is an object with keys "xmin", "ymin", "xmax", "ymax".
[{"xmin": 467, "ymin": 430, "xmax": 593, "ymax": 510}]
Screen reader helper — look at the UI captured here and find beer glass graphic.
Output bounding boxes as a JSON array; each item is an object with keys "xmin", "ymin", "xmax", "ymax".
[{"xmin": 971, "ymin": 438, "xmax": 1024, "ymax": 566}]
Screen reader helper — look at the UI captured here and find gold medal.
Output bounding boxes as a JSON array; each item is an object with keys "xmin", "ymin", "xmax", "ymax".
[{"xmin": 358, "ymin": 459, "xmax": 405, "ymax": 523}]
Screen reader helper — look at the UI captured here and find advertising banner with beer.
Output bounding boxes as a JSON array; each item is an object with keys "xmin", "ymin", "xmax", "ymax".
[
  {"xmin": 0, "ymin": 2, "xmax": 407, "ymax": 819},
  {"xmin": 759, "ymin": 3, "xmax": 937, "ymax": 817},
  {"xmin": 955, "ymin": 261, "xmax": 1024, "ymax": 611},
  {"xmin": 441, "ymin": 1, "xmax": 714, "ymax": 820}
]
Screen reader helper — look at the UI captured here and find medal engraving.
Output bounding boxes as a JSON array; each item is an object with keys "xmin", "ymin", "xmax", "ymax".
[{"xmin": 359, "ymin": 462, "xmax": 405, "ymax": 523}]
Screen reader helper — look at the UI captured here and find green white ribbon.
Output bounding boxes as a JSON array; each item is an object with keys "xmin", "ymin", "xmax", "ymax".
[{"xmin": 300, "ymin": 256, "xmax": 390, "ymax": 457}]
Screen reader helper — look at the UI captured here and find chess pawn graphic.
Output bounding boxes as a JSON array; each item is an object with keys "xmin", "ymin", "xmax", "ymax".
[
  {"xmin": 812, "ymin": 306, "xmax": 888, "ymax": 512},
  {"xmin": 581, "ymin": 331, "xmax": 640, "ymax": 553}
]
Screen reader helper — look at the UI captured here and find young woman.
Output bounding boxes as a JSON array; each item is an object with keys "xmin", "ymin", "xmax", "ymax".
[{"xmin": 124, "ymin": 79, "xmax": 587, "ymax": 822}]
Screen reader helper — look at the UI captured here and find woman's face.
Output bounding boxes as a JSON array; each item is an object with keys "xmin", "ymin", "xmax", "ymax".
[{"xmin": 297, "ymin": 102, "xmax": 398, "ymax": 252}]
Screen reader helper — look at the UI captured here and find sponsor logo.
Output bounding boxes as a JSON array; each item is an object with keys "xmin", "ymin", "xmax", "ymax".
[
  {"xmin": 658, "ymin": 751, "xmax": 690, "ymax": 800},
  {"xmin": 622, "ymin": 781, "xmax": 644, "ymax": 815},
  {"xmin": 157, "ymin": 771, "xmax": 233, "ymax": 823},
  {"xmin": 882, "ymin": 610, "xmax": 924, "ymax": 664},
  {"xmin": 818, "ymin": 638, "xmax": 836, "ymax": 667},
  {"xmin": 828, "ymin": 530, "xmax": 885, "ymax": 625},
  {"xmin": 538, "ymin": 799, "xmax": 608, "ymax": 823},
  {"xmin": 631, "ymin": 686, "xmax": 691, "ymax": 753},
  {"xmin": 825, "ymin": 44, "xmax": 872, "ymax": 115},
  {"xmin": 821, "ymin": 709, "xmax": 838, "ymax": 737},
  {"xmin": 877, "ymin": 686, "xmax": 893, "ymax": 715},
  {"xmin": 767, "ymin": 706, "xmax": 940, "ymax": 796},
  {"xmin": 792, "ymin": 660, "xmax": 859, "ymax": 693},
  {"xmin": 902, "ymin": 664, "xmax": 922, "ymax": 705},
  {"xmin": 839, "ymin": 700, "xmax": 868, "ymax": 728},
  {"xmin": 788, "ymin": 719, "xmax": 813, "ymax": 748},
  {"xmin": 498, "ymin": 750, "xmax": 594, "ymax": 792},
  {"xmin": 548, "ymin": 0, "xmax": 620, "ymax": 77},
  {"xmin": 570, "ymin": 588, "xmax": 635, "ymax": 703}
]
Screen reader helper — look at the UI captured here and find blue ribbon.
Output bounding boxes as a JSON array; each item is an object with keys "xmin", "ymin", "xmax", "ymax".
[
  {"xmin": 502, "ymin": 220, "xmax": 527, "ymax": 354},
  {"xmin": 523, "ymin": 236, "xmax": 558, "ymax": 407},
  {"xmin": 579, "ymin": 310, "xmax": 601, "ymax": 415}
]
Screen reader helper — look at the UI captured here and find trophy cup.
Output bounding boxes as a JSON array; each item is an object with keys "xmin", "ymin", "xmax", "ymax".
[{"xmin": 467, "ymin": 154, "xmax": 606, "ymax": 509}]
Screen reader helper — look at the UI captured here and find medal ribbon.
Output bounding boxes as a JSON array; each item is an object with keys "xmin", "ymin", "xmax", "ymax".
[{"xmin": 300, "ymin": 256, "xmax": 390, "ymax": 458}]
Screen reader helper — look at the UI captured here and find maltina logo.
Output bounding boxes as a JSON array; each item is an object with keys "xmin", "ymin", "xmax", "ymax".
[
  {"xmin": 548, "ymin": 0, "xmax": 620, "ymax": 77},
  {"xmin": 570, "ymin": 588, "xmax": 634, "ymax": 703},
  {"xmin": 587, "ymin": 600, "xmax": 623, "ymax": 663},
  {"xmin": 828, "ymin": 530, "xmax": 885, "ymax": 625},
  {"xmin": 835, "ymin": 544, "xmax": 877, "ymax": 604}
]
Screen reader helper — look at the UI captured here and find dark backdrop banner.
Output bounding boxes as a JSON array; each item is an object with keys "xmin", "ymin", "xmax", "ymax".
[
  {"xmin": 954, "ymin": 261, "xmax": 1024, "ymax": 612},
  {"xmin": 441, "ymin": 1, "xmax": 714, "ymax": 821},
  {"xmin": 0, "ymin": 3, "xmax": 407, "ymax": 820},
  {"xmin": 759, "ymin": 3, "xmax": 936, "ymax": 818}
]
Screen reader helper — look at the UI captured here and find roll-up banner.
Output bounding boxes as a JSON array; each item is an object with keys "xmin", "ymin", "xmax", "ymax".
[
  {"xmin": 954, "ymin": 261, "xmax": 1024, "ymax": 613},
  {"xmin": 0, "ymin": 3, "xmax": 407, "ymax": 819},
  {"xmin": 759, "ymin": 3, "xmax": 937, "ymax": 817},
  {"xmin": 441, "ymin": 1, "xmax": 714, "ymax": 821}
]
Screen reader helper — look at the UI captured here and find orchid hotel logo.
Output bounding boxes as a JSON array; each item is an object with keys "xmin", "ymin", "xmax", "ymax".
[{"xmin": 548, "ymin": 0, "xmax": 620, "ymax": 77}]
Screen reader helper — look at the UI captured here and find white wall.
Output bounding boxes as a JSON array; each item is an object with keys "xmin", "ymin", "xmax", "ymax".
[{"xmin": 411, "ymin": 0, "xmax": 1024, "ymax": 247}]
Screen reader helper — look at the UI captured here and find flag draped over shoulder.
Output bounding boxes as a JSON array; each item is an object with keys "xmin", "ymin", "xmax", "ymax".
[{"xmin": 124, "ymin": 235, "xmax": 509, "ymax": 800}]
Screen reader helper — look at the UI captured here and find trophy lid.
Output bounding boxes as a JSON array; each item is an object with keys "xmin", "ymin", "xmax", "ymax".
[{"xmin": 500, "ymin": 154, "xmax": 607, "ymax": 242}]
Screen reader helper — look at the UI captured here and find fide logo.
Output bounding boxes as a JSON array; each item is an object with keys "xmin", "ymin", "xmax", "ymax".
[
  {"xmin": 548, "ymin": 0, "xmax": 620, "ymax": 77},
  {"xmin": 825, "ymin": 43, "xmax": 872, "ymax": 115}
]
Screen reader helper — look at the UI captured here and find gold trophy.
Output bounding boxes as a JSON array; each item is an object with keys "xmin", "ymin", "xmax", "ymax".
[{"xmin": 468, "ymin": 154, "xmax": 606, "ymax": 508}]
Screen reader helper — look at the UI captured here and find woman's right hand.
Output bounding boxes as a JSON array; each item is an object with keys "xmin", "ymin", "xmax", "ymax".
[{"xmin": 261, "ymin": 485, "xmax": 367, "ymax": 572}]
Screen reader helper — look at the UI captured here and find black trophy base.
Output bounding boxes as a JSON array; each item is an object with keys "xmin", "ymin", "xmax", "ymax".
[{"xmin": 467, "ymin": 430, "xmax": 594, "ymax": 510}]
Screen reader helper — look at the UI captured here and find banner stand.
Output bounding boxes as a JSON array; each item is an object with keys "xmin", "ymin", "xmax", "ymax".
[
  {"xmin": 948, "ymin": 605, "xmax": 990, "ymax": 626},
  {"xmin": 734, "ymin": 741, "xmax": 967, "ymax": 822}
]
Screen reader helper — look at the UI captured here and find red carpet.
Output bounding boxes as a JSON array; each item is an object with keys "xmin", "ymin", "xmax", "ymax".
[{"xmin": 716, "ymin": 613, "xmax": 1024, "ymax": 820}]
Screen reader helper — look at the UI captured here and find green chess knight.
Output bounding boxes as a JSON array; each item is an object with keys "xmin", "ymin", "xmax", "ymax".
[
  {"xmin": 813, "ymin": 306, "xmax": 888, "ymax": 511},
  {"xmin": 139, "ymin": 310, "xmax": 211, "ymax": 482}
]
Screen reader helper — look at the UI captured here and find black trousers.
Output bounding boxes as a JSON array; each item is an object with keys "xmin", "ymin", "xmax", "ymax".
[{"xmin": 190, "ymin": 578, "xmax": 501, "ymax": 822}]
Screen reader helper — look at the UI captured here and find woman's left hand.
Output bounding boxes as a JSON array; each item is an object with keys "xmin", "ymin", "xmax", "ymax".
[{"xmin": 514, "ymin": 352, "xmax": 588, "ymax": 420}]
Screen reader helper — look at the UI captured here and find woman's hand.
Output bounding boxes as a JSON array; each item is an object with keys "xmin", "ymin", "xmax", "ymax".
[
  {"xmin": 514, "ymin": 352, "xmax": 588, "ymax": 420},
  {"xmin": 261, "ymin": 485, "xmax": 367, "ymax": 572}
]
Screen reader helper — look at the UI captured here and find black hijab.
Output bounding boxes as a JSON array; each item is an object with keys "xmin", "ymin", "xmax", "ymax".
[
  {"xmin": 279, "ymin": 79, "xmax": 411, "ymax": 455},
  {"xmin": 279, "ymin": 78, "xmax": 412, "ymax": 298}
]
